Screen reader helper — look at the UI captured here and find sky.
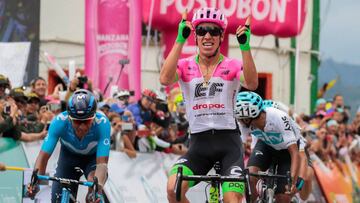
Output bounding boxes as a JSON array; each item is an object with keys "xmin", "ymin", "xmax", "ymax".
[{"xmin": 320, "ymin": 0, "xmax": 360, "ymax": 65}]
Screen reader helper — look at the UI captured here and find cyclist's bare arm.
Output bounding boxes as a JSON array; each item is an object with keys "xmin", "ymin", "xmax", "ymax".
[
  {"xmin": 298, "ymin": 151, "xmax": 307, "ymax": 181},
  {"xmin": 160, "ymin": 43, "xmax": 184, "ymax": 85},
  {"xmin": 287, "ymin": 144, "xmax": 300, "ymax": 194},
  {"xmin": 34, "ymin": 151, "xmax": 51, "ymax": 174},
  {"xmin": 160, "ymin": 10, "xmax": 191, "ymax": 86},
  {"xmin": 241, "ymin": 51, "xmax": 258, "ymax": 90},
  {"xmin": 94, "ymin": 156, "xmax": 109, "ymax": 189},
  {"xmin": 239, "ymin": 17, "xmax": 258, "ymax": 90}
]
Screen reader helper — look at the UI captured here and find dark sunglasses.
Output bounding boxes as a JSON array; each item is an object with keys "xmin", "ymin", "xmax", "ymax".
[
  {"xmin": 195, "ymin": 26, "xmax": 222, "ymax": 37},
  {"xmin": 144, "ymin": 96, "xmax": 154, "ymax": 103},
  {"xmin": 70, "ymin": 116, "xmax": 94, "ymax": 125},
  {"xmin": 118, "ymin": 96, "xmax": 129, "ymax": 101}
]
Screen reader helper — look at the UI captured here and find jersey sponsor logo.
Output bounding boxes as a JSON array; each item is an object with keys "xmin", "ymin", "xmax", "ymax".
[
  {"xmin": 57, "ymin": 113, "xmax": 68, "ymax": 121},
  {"xmin": 187, "ymin": 66, "xmax": 196, "ymax": 71},
  {"xmin": 252, "ymin": 131, "xmax": 284, "ymax": 145},
  {"xmin": 281, "ymin": 116, "xmax": 291, "ymax": 131},
  {"xmin": 255, "ymin": 150, "xmax": 263, "ymax": 156},
  {"xmin": 194, "ymin": 82, "xmax": 224, "ymax": 98},
  {"xmin": 175, "ymin": 158, "xmax": 188, "ymax": 164},
  {"xmin": 103, "ymin": 138, "xmax": 110, "ymax": 145},
  {"xmin": 192, "ymin": 103, "xmax": 225, "ymax": 110},
  {"xmin": 229, "ymin": 166, "xmax": 243, "ymax": 176},
  {"xmin": 95, "ymin": 116, "xmax": 107, "ymax": 124},
  {"xmin": 221, "ymin": 70, "xmax": 230, "ymax": 75}
]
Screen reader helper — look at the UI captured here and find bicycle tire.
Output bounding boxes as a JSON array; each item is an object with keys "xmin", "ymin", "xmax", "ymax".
[{"xmin": 265, "ymin": 188, "xmax": 275, "ymax": 203}]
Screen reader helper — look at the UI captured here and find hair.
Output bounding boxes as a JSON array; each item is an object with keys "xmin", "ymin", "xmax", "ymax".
[
  {"xmin": 31, "ymin": 77, "xmax": 46, "ymax": 88},
  {"xmin": 332, "ymin": 94, "xmax": 342, "ymax": 102}
]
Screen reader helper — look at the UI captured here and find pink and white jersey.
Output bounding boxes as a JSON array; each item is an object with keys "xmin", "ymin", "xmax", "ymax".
[{"xmin": 177, "ymin": 55, "xmax": 243, "ymax": 133}]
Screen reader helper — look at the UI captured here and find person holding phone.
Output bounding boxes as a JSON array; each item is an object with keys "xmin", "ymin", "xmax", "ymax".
[{"xmin": 160, "ymin": 7, "xmax": 258, "ymax": 203}]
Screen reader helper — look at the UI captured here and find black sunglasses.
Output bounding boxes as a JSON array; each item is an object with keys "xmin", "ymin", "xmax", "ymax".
[{"xmin": 195, "ymin": 26, "xmax": 222, "ymax": 37}]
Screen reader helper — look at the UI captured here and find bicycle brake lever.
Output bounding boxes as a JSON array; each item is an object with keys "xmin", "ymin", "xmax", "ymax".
[
  {"xmin": 286, "ymin": 171, "xmax": 292, "ymax": 191},
  {"xmin": 29, "ymin": 169, "xmax": 39, "ymax": 200},
  {"xmin": 244, "ymin": 169, "xmax": 251, "ymax": 196}
]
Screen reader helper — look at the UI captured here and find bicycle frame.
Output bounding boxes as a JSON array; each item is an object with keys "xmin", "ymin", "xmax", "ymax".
[{"xmin": 250, "ymin": 171, "xmax": 291, "ymax": 203}]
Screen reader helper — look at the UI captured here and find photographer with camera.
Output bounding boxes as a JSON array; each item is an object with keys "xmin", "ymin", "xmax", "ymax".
[
  {"xmin": 0, "ymin": 74, "xmax": 11, "ymax": 99},
  {"xmin": 113, "ymin": 89, "xmax": 134, "ymax": 108},
  {"xmin": 65, "ymin": 73, "xmax": 93, "ymax": 101},
  {"xmin": 109, "ymin": 112, "xmax": 137, "ymax": 158}
]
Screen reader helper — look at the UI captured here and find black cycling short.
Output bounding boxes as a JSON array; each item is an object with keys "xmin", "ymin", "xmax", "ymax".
[
  {"xmin": 247, "ymin": 140, "xmax": 294, "ymax": 194},
  {"xmin": 52, "ymin": 145, "xmax": 96, "ymax": 203},
  {"xmin": 172, "ymin": 129, "xmax": 244, "ymax": 183}
]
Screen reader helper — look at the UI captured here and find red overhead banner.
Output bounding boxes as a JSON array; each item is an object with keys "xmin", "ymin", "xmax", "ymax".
[{"xmin": 143, "ymin": 0, "xmax": 307, "ymax": 37}]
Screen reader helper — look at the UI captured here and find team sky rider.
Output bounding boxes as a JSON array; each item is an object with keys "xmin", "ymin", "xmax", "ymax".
[
  {"xmin": 160, "ymin": 7, "xmax": 258, "ymax": 203},
  {"xmin": 234, "ymin": 92, "xmax": 303, "ymax": 203},
  {"xmin": 27, "ymin": 89, "xmax": 110, "ymax": 203},
  {"xmin": 262, "ymin": 99, "xmax": 314, "ymax": 201}
]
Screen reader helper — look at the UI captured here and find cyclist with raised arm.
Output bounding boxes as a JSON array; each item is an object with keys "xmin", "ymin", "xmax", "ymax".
[
  {"xmin": 160, "ymin": 7, "xmax": 258, "ymax": 203},
  {"xmin": 27, "ymin": 89, "xmax": 110, "ymax": 203},
  {"xmin": 234, "ymin": 92, "xmax": 304, "ymax": 202}
]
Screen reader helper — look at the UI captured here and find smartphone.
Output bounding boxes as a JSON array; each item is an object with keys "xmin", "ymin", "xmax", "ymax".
[
  {"xmin": 121, "ymin": 123, "xmax": 133, "ymax": 131},
  {"xmin": 3, "ymin": 105, "xmax": 10, "ymax": 114},
  {"xmin": 48, "ymin": 103, "xmax": 61, "ymax": 112}
]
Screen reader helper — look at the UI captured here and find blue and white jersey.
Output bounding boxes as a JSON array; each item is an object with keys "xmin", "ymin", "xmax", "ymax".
[
  {"xmin": 41, "ymin": 111, "xmax": 111, "ymax": 157},
  {"xmin": 240, "ymin": 107, "xmax": 302, "ymax": 150}
]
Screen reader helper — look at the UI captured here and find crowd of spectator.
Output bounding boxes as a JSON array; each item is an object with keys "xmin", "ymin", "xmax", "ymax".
[
  {"xmin": 0, "ymin": 73, "xmax": 189, "ymax": 159},
  {"xmin": 1, "ymin": 72, "xmax": 359, "ymax": 169},
  {"xmin": 293, "ymin": 94, "xmax": 360, "ymax": 169}
]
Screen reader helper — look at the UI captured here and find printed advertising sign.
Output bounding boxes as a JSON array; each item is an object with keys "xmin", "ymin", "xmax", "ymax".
[
  {"xmin": 85, "ymin": 0, "xmax": 142, "ymax": 98},
  {"xmin": 143, "ymin": 0, "xmax": 307, "ymax": 57}
]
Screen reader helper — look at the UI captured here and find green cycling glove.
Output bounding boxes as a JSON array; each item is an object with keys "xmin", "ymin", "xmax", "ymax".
[
  {"xmin": 176, "ymin": 19, "xmax": 191, "ymax": 44},
  {"xmin": 237, "ymin": 25, "xmax": 251, "ymax": 51}
]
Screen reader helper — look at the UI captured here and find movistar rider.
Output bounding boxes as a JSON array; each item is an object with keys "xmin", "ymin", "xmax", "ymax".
[
  {"xmin": 160, "ymin": 7, "xmax": 258, "ymax": 203},
  {"xmin": 27, "ymin": 89, "xmax": 110, "ymax": 203}
]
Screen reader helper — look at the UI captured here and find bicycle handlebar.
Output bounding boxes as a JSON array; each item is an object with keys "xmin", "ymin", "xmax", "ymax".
[
  {"xmin": 35, "ymin": 174, "xmax": 94, "ymax": 187},
  {"xmin": 29, "ymin": 169, "xmax": 100, "ymax": 201},
  {"xmin": 174, "ymin": 167, "xmax": 292, "ymax": 202}
]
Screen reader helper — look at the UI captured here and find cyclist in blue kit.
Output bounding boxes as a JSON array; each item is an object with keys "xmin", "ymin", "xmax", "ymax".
[{"xmin": 27, "ymin": 89, "xmax": 110, "ymax": 203}]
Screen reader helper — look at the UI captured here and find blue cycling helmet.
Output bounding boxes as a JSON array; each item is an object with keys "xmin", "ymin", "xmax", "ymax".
[
  {"xmin": 67, "ymin": 89, "xmax": 97, "ymax": 119},
  {"xmin": 234, "ymin": 91, "xmax": 263, "ymax": 119}
]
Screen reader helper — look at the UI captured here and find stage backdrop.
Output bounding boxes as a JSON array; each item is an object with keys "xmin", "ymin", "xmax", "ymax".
[
  {"xmin": 86, "ymin": 0, "xmax": 306, "ymax": 97},
  {"xmin": 85, "ymin": 0, "xmax": 142, "ymax": 98}
]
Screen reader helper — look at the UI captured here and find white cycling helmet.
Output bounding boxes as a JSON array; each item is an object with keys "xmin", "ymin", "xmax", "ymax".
[
  {"xmin": 113, "ymin": 90, "xmax": 130, "ymax": 99},
  {"xmin": 155, "ymin": 90, "xmax": 167, "ymax": 102},
  {"xmin": 234, "ymin": 91, "xmax": 264, "ymax": 119},
  {"xmin": 192, "ymin": 7, "xmax": 228, "ymax": 30}
]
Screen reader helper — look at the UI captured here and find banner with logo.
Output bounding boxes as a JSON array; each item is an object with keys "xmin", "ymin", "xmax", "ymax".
[
  {"xmin": 311, "ymin": 154, "xmax": 360, "ymax": 203},
  {"xmin": 85, "ymin": 0, "xmax": 142, "ymax": 98},
  {"xmin": 0, "ymin": 0, "xmax": 40, "ymax": 85},
  {"xmin": 0, "ymin": 42, "xmax": 30, "ymax": 87},
  {"xmin": 143, "ymin": 0, "xmax": 307, "ymax": 57}
]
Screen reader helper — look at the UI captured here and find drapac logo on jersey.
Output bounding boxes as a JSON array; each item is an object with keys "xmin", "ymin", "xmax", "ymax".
[
  {"xmin": 192, "ymin": 103, "xmax": 225, "ymax": 110},
  {"xmin": 252, "ymin": 130, "xmax": 284, "ymax": 145},
  {"xmin": 194, "ymin": 82, "xmax": 224, "ymax": 98}
]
